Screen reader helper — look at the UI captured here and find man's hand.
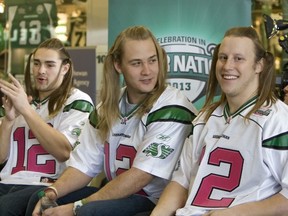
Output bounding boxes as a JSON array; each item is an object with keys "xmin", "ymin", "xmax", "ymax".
[
  {"xmin": 32, "ymin": 189, "xmax": 58, "ymax": 216},
  {"xmin": 37, "ymin": 203, "xmax": 74, "ymax": 216},
  {"xmin": 1, "ymin": 95, "xmax": 18, "ymax": 121},
  {"xmin": 32, "ymin": 200, "xmax": 42, "ymax": 216},
  {"xmin": 0, "ymin": 73, "xmax": 31, "ymax": 116}
]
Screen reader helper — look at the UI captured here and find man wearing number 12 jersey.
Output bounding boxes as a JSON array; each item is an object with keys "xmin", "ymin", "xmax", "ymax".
[{"xmin": 0, "ymin": 38, "xmax": 93, "ymax": 215}]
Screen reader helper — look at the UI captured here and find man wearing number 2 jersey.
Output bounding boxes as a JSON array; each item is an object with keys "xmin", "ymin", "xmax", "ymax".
[
  {"xmin": 151, "ymin": 27, "xmax": 288, "ymax": 216},
  {"xmin": 30, "ymin": 26, "xmax": 197, "ymax": 216},
  {"xmin": 0, "ymin": 38, "xmax": 93, "ymax": 215}
]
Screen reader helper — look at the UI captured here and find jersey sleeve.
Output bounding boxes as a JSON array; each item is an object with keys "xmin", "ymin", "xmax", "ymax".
[
  {"xmin": 261, "ymin": 101, "xmax": 288, "ymax": 199},
  {"xmin": 133, "ymin": 87, "xmax": 196, "ymax": 180},
  {"xmin": 171, "ymin": 137, "xmax": 195, "ymax": 189},
  {"xmin": 54, "ymin": 89, "xmax": 94, "ymax": 148},
  {"xmin": 66, "ymin": 109, "xmax": 104, "ymax": 178},
  {"xmin": 264, "ymin": 148, "xmax": 288, "ymax": 199}
]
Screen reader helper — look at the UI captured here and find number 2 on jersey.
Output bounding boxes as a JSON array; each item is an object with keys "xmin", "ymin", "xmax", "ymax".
[{"xmin": 192, "ymin": 147, "xmax": 244, "ymax": 207}]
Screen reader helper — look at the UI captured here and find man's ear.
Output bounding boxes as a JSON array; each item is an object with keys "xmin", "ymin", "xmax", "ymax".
[
  {"xmin": 255, "ymin": 58, "xmax": 264, "ymax": 74},
  {"xmin": 61, "ymin": 63, "xmax": 70, "ymax": 75},
  {"xmin": 114, "ymin": 61, "xmax": 122, "ymax": 74}
]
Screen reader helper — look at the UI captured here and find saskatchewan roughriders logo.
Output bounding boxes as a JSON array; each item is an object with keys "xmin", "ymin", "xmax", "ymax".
[
  {"xmin": 143, "ymin": 143, "xmax": 174, "ymax": 159},
  {"xmin": 158, "ymin": 35, "xmax": 216, "ymax": 104}
]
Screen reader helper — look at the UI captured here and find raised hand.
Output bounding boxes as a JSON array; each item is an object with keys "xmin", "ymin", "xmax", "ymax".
[
  {"xmin": 0, "ymin": 73, "xmax": 32, "ymax": 116},
  {"xmin": 1, "ymin": 94, "xmax": 18, "ymax": 121}
]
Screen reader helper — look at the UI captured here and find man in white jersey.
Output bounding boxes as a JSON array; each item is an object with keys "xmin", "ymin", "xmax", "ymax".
[
  {"xmin": 151, "ymin": 26, "xmax": 288, "ymax": 216},
  {"xmin": 0, "ymin": 38, "xmax": 93, "ymax": 215},
  {"xmin": 30, "ymin": 26, "xmax": 197, "ymax": 216}
]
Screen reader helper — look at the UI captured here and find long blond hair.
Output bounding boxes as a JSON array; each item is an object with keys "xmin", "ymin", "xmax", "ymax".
[
  {"xmin": 25, "ymin": 38, "xmax": 73, "ymax": 118},
  {"xmin": 201, "ymin": 27, "xmax": 276, "ymax": 121},
  {"xmin": 97, "ymin": 26, "xmax": 167, "ymax": 142}
]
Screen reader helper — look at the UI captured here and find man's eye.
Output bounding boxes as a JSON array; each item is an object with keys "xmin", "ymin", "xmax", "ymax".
[
  {"xmin": 131, "ymin": 61, "xmax": 141, "ymax": 66},
  {"xmin": 218, "ymin": 56, "xmax": 227, "ymax": 61},
  {"xmin": 235, "ymin": 57, "xmax": 244, "ymax": 62},
  {"xmin": 149, "ymin": 58, "xmax": 158, "ymax": 64}
]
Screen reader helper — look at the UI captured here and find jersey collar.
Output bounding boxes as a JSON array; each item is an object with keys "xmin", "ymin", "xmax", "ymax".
[
  {"xmin": 224, "ymin": 95, "xmax": 258, "ymax": 122},
  {"xmin": 32, "ymin": 97, "xmax": 50, "ymax": 109}
]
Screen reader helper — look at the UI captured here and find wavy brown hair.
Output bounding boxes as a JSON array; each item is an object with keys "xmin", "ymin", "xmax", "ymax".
[
  {"xmin": 97, "ymin": 26, "xmax": 167, "ymax": 142},
  {"xmin": 201, "ymin": 26, "xmax": 276, "ymax": 122},
  {"xmin": 25, "ymin": 38, "xmax": 73, "ymax": 118}
]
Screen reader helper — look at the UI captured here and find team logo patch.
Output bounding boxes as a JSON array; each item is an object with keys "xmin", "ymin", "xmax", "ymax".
[
  {"xmin": 254, "ymin": 108, "xmax": 271, "ymax": 116},
  {"xmin": 143, "ymin": 143, "xmax": 174, "ymax": 159},
  {"xmin": 71, "ymin": 128, "xmax": 81, "ymax": 137}
]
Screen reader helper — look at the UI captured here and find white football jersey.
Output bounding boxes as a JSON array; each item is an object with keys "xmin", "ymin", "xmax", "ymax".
[
  {"xmin": 173, "ymin": 97, "xmax": 288, "ymax": 216},
  {"xmin": 0, "ymin": 88, "xmax": 93, "ymax": 185},
  {"xmin": 67, "ymin": 86, "xmax": 197, "ymax": 203}
]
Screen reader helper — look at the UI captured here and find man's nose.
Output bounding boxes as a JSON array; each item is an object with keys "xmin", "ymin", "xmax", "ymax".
[{"xmin": 141, "ymin": 62, "xmax": 151, "ymax": 75}]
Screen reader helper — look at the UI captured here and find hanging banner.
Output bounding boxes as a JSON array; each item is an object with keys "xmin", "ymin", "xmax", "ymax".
[
  {"xmin": 5, "ymin": 0, "xmax": 58, "ymax": 48},
  {"xmin": 4, "ymin": 0, "xmax": 58, "ymax": 75},
  {"xmin": 109, "ymin": 0, "xmax": 251, "ymax": 109}
]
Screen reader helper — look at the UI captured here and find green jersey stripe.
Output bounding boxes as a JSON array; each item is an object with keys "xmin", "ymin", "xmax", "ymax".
[
  {"xmin": 146, "ymin": 105, "xmax": 196, "ymax": 126},
  {"xmin": 89, "ymin": 109, "xmax": 98, "ymax": 128},
  {"xmin": 263, "ymin": 132, "xmax": 288, "ymax": 149},
  {"xmin": 63, "ymin": 100, "xmax": 94, "ymax": 113}
]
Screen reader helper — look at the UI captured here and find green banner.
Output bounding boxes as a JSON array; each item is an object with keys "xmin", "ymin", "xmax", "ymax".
[
  {"xmin": 109, "ymin": 0, "xmax": 251, "ymax": 109},
  {"xmin": 5, "ymin": 0, "xmax": 57, "ymax": 48},
  {"xmin": 3, "ymin": 0, "xmax": 58, "ymax": 75}
]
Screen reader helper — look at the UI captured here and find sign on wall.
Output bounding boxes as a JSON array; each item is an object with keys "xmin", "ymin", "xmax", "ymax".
[{"xmin": 67, "ymin": 47, "xmax": 97, "ymax": 103}]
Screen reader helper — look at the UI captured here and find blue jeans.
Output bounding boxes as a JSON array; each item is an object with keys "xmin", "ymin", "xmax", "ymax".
[
  {"xmin": 77, "ymin": 194, "xmax": 155, "ymax": 216},
  {"xmin": 26, "ymin": 186, "xmax": 155, "ymax": 216},
  {"xmin": 25, "ymin": 186, "xmax": 98, "ymax": 215},
  {"xmin": 0, "ymin": 184, "xmax": 45, "ymax": 216}
]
